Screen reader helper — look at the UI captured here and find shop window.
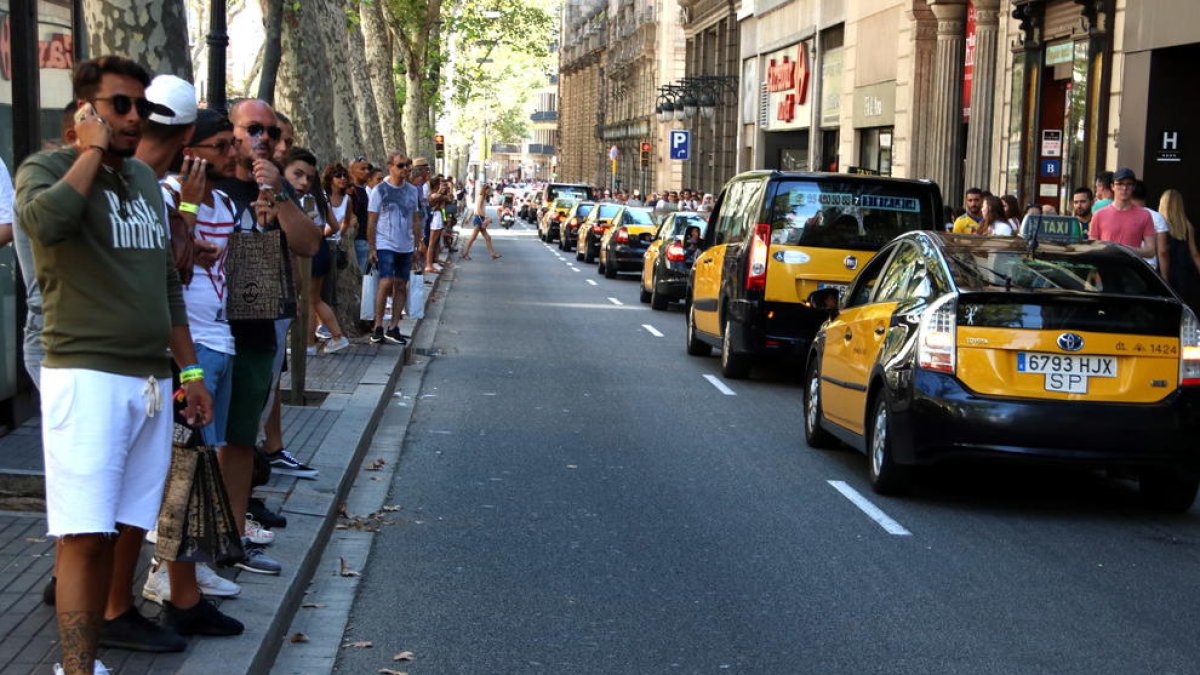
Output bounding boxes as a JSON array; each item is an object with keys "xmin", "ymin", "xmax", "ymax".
[
  {"xmin": 821, "ymin": 129, "xmax": 839, "ymax": 172},
  {"xmin": 858, "ymin": 127, "xmax": 893, "ymax": 176}
]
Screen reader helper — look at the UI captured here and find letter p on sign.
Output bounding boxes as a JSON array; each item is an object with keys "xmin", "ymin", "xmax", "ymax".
[{"xmin": 669, "ymin": 130, "xmax": 690, "ymax": 160}]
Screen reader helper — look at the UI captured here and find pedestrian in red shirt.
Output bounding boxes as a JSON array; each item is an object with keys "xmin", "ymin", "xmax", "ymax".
[{"xmin": 1089, "ymin": 167, "xmax": 1156, "ymax": 258}]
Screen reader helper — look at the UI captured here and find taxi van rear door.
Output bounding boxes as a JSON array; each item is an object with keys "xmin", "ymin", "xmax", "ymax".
[
  {"xmin": 693, "ymin": 180, "xmax": 762, "ymax": 336},
  {"xmin": 761, "ymin": 180, "xmax": 935, "ymax": 305},
  {"xmin": 955, "ymin": 293, "xmax": 1183, "ymax": 403}
]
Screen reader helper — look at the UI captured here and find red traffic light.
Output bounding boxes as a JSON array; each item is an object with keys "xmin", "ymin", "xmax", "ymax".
[
  {"xmin": 434, "ymin": 134, "xmax": 445, "ymax": 144},
  {"xmin": 640, "ymin": 142, "xmax": 652, "ymax": 153}
]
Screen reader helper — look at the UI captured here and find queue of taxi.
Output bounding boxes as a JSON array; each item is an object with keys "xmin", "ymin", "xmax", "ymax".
[{"xmin": 567, "ymin": 170, "xmax": 1200, "ymax": 512}]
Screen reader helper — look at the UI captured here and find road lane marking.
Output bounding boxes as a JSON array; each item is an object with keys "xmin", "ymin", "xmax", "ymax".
[
  {"xmin": 569, "ymin": 266, "xmax": 581, "ymax": 272},
  {"xmin": 586, "ymin": 279, "xmax": 598, "ymax": 286},
  {"xmin": 827, "ymin": 480, "xmax": 912, "ymax": 536},
  {"xmin": 703, "ymin": 374, "xmax": 736, "ymax": 396},
  {"xmin": 607, "ymin": 297, "xmax": 624, "ymax": 306},
  {"xmin": 642, "ymin": 324, "xmax": 663, "ymax": 337}
]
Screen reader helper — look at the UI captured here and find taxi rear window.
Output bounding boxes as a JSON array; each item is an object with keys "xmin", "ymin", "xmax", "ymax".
[
  {"xmin": 576, "ymin": 203, "xmax": 595, "ymax": 217},
  {"xmin": 595, "ymin": 204, "xmax": 621, "ymax": 219},
  {"xmin": 548, "ymin": 185, "xmax": 593, "ymax": 202},
  {"xmin": 670, "ymin": 214, "xmax": 709, "ymax": 237},
  {"xmin": 554, "ymin": 199, "xmax": 575, "ymax": 209},
  {"xmin": 768, "ymin": 181, "xmax": 932, "ymax": 250},
  {"xmin": 624, "ymin": 209, "xmax": 654, "ymax": 225},
  {"xmin": 945, "ymin": 248, "xmax": 1173, "ymax": 297}
]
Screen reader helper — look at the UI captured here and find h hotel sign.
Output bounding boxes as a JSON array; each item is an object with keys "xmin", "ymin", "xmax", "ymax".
[
  {"xmin": 767, "ymin": 43, "xmax": 810, "ymax": 124},
  {"xmin": 1157, "ymin": 131, "xmax": 1182, "ymax": 163}
]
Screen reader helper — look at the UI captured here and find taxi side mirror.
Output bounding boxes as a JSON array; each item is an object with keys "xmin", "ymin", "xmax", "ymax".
[{"xmin": 807, "ymin": 288, "xmax": 840, "ymax": 315}]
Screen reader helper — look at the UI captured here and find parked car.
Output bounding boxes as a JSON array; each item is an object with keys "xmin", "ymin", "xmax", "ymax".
[
  {"xmin": 539, "ymin": 198, "xmax": 576, "ymax": 242},
  {"xmin": 598, "ymin": 207, "xmax": 657, "ymax": 279},
  {"xmin": 686, "ymin": 170, "xmax": 943, "ymax": 379},
  {"xmin": 559, "ymin": 201, "xmax": 597, "ymax": 252},
  {"xmin": 575, "ymin": 202, "xmax": 624, "ymax": 264},
  {"xmin": 540, "ymin": 182, "xmax": 593, "ymax": 222},
  {"xmin": 640, "ymin": 211, "xmax": 710, "ymax": 309},
  {"xmin": 803, "ymin": 230, "xmax": 1200, "ymax": 510}
]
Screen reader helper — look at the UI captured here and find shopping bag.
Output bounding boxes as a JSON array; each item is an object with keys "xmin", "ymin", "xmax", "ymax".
[
  {"xmin": 224, "ymin": 227, "xmax": 297, "ymax": 321},
  {"xmin": 407, "ymin": 270, "xmax": 426, "ymax": 320},
  {"xmin": 155, "ymin": 425, "xmax": 245, "ymax": 566},
  {"xmin": 360, "ymin": 264, "xmax": 378, "ymax": 321}
]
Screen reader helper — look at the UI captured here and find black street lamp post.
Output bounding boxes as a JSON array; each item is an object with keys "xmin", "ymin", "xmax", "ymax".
[{"xmin": 207, "ymin": 0, "xmax": 229, "ymax": 111}]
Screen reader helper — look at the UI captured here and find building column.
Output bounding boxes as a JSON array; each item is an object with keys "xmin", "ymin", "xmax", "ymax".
[
  {"xmin": 964, "ymin": 0, "xmax": 1001, "ymax": 191},
  {"xmin": 926, "ymin": 0, "xmax": 967, "ymax": 204},
  {"xmin": 907, "ymin": 4, "xmax": 939, "ymax": 180}
]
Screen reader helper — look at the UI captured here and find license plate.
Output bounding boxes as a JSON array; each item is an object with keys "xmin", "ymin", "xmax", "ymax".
[
  {"xmin": 1016, "ymin": 352, "xmax": 1117, "ymax": 393},
  {"xmin": 818, "ymin": 282, "xmax": 848, "ymax": 295}
]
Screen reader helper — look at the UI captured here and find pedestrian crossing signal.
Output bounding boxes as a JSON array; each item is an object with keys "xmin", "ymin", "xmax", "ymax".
[
  {"xmin": 434, "ymin": 134, "xmax": 445, "ymax": 159},
  {"xmin": 640, "ymin": 142, "xmax": 651, "ymax": 168}
]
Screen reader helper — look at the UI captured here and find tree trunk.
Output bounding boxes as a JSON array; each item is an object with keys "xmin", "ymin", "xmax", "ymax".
[
  {"xmin": 258, "ymin": 0, "xmax": 284, "ymax": 105},
  {"xmin": 315, "ymin": 0, "xmax": 364, "ymax": 161},
  {"xmin": 363, "ymin": 0, "xmax": 402, "ymax": 154},
  {"xmin": 276, "ymin": 0, "xmax": 336, "ymax": 162},
  {"xmin": 395, "ymin": 0, "xmax": 441, "ymax": 161},
  {"xmin": 82, "ymin": 0, "xmax": 192, "ymax": 79},
  {"xmin": 344, "ymin": 1, "xmax": 385, "ymax": 161}
]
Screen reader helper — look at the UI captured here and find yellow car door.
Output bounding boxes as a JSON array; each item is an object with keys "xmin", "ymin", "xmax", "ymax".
[{"xmin": 642, "ymin": 222, "xmax": 667, "ymax": 292}]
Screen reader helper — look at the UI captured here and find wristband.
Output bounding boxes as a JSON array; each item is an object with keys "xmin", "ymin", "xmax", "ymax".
[
  {"xmin": 179, "ymin": 365, "xmax": 204, "ymax": 384},
  {"xmin": 178, "ymin": 202, "xmax": 199, "ymax": 214}
]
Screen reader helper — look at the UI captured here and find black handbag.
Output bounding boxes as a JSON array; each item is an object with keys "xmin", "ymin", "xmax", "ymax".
[
  {"xmin": 155, "ymin": 424, "xmax": 245, "ymax": 566},
  {"xmin": 224, "ymin": 217, "xmax": 297, "ymax": 321}
]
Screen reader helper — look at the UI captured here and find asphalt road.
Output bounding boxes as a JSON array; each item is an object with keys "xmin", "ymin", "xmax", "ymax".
[{"xmin": 336, "ymin": 211, "xmax": 1200, "ymax": 675}]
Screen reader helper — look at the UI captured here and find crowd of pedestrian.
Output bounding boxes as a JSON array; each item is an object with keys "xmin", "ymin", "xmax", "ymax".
[{"xmin": 1, "ymin": 53, "xmax": 455, "ymax": 675}]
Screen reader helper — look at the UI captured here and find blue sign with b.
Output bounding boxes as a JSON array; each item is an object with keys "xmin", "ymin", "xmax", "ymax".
[{"xmin": 669, "ymin": 130, "xmax": 690, "ymax": 161}]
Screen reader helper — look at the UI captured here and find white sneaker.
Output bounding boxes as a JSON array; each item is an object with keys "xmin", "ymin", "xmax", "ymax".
[
  {"xmin": 315, "ymin": 324, "xmax": 333, "ymax": 340},
  {"xmin": 143, "ymin": 561, "xmax": 242, "ymax": 605},
  {"xmin": 145, "ymin": 528, "xmax": 158, "ymax": 544},
  {"xmin": 54, "ymin": 661, "xmax": 110, "ymax": 675},
  {"xmin": 325, "ymin": 336, "xmax": 351, "ymax": 354},
  {"xmin": 142, "ymin": 561, "xmax": 170, "ymax": 604},
  {"xmin": 245, "ymin": 515, "xmax": 275, "ymax": 545}
]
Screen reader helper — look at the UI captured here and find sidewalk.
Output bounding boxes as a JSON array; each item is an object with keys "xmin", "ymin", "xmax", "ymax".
[{"xmin": 0, "ymin": 270, "xmax": 448, "ymax": 675}]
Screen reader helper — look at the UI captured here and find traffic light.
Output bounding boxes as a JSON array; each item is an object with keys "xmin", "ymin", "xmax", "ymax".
[
  {"xmin": 640, "ymin": 141, "xmax": 651, "ymax": 169},
  {"xmin": 434, "ymin": 134, "xmax": 445, "ymax": 159}
]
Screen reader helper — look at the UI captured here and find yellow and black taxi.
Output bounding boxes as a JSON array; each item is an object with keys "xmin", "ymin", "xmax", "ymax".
[
  {"xmin": 640, "ymin": 211, "xmax": 710, "ymax": 310},
  {"xmin": 686, "ymin": 171, "xmax": 942, "ymax": 379},
  {"xmin": 558, "ymin": 200, "xmax": 597, "ymax": 252},
  {"xmin": 803, "ymin": 230, "xmax": 1200, "ymax": 511},
  {"xmin": 539, "ymin": 197, "xmax": 576, "ymax": 242},
  {"xmin": 598, "ymin": 207, "xmax": 657, "ymax": 279},
  {"xmin": 540, "ymin": 182, "xmax": 593, "ymax": 222},
  {"xmin": 575, "ymin": 202, "xmax": 624, "ymax": 264}
]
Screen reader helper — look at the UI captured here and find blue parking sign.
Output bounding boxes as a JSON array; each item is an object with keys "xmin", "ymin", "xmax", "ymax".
[
  {"xmin": 1040, "ymin": 159, "xmax": 1061, "ymax": 178},
  {"xmin": 669, "ymin": 130, "xmax": 690, "ymax": 160}
]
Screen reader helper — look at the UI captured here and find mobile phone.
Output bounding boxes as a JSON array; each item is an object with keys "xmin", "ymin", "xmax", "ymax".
[{"xmin": 73, "ymin": 103, "xmax": 92, "ymax": 124}]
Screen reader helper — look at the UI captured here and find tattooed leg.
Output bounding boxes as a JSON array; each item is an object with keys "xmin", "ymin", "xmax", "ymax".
[{"xmin": 56, "ymin": 533, "xmax": 115, "ymax": 675}]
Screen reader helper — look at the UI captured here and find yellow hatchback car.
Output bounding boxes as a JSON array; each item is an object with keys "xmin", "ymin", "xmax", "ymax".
[
  {"xmin": 686, "ymin": 171, "xmax": 943, "ymax": 379},
  {"xmin": 598, "ymin": 206, "xmax": 657, "ymax": 279},
  {"xmin": 804, "ymin": 231, "xmax": 1200, "ymax": 510}
]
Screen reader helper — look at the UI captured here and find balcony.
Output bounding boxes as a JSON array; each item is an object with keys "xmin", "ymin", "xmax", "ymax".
[
  {"xmin": 528, "ymin": 143, "xmax": 555, "ymax": 156},
  {"xmin": 531, "ymin": 110, "xmax": 559, "ymax": 123}
]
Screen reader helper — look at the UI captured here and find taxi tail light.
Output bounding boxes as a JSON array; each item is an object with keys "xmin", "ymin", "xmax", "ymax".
[
  {"xmin": 665, "ymin": 242, "xmax": 686, "ymax": 262},
  {"xmin": 614, "ymin": 227, "xmax": 630, "ymax": 244},
  {"xmin": 917, "ymin": 294, "xmax": 957, "ymax": 374},
  {"xmin": 747, "ymin": 223, "xmax": 771, "ymax": 292},
  {"xmin": 1181, "ymin": 307, "xmax": 1200, "ymax": 386}
]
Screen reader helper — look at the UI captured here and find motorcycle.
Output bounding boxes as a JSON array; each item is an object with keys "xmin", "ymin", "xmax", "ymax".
[{"xmin": 501, "ymin": 211, "xmax": 515, "ymax": 229}]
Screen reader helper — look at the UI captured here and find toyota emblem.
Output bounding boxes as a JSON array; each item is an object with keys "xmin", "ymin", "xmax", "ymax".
[
  {"xmin": 843, "ymin": 255, "xmax": 858, "ymax": 270},
  {"xmin": 1057, "ymin": 332, "xmax": 1085, "ymax": 352}
]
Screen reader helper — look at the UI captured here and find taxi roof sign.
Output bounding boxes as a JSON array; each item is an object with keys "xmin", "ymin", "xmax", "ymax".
[{"xmin": 1022, "ymin": 214, "xmax": 1084, "ymax": 244}]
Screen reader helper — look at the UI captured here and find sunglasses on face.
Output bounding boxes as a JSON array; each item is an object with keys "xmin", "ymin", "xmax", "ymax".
[
  {"xmin": 354, "ymin": 155, "xmax": 367, "ymax": 163},
  {"xmin": 189, "ymin": 139, "xmax": 234, "ymax": 154},
  {"xmin": 333, "ymin": 171, "xmax": 349, "ymax": 179},
  {"xmin": 91, "ymin": 95, "xmax": 157, "ymax": 119},
  {"xmin": 393, "ymin": 161, "xmax": 411, "ymax": 168},
  {"xmin": 239, "ymin": 123, "xmax": 282, "ymax": 141}
]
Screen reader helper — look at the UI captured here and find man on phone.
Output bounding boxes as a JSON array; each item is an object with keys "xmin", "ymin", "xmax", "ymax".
[{"xmin": 15, "ymin": 56, "xmax": 213, "ymax": 674}]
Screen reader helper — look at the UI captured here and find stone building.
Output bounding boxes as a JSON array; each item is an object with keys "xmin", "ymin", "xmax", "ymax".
[{"xmin": 558, "ymin": 0, "xmax": 608, "ymax": 185}]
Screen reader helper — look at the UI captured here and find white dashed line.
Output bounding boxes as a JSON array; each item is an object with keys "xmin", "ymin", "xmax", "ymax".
[
  {"xmin": 827, "ymin": 480, "xmax": 912, "ymax": 536},
  {"xmin": 586, "ymin": 279, "xmax": 598, "ymax": 286},
  {"xmin": 702, "ymin": 374, "xmax": 736, "ymax": 396},
  {"xmin": 607, "ymin": 297, "xmax": 624, "ymax": 306},
  {"xmin": 642, "ymin": 324, "xmax": 663, "ymax": 337},
  {"xmin": 569, "ymin": 266, "xmax": 581, "ymax": 273}
]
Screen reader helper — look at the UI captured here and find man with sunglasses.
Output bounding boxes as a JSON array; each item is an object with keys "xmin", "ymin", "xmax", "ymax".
[
  {"xmin": 367, "ymin": 152, "xmax": 424, "ymax": 344},
  {"xmin": 15, "ymin": 56, "xmax": 214, "ymax": 674},
  {"xmin": 1089, "ymin": 168, "xmax": 1157, "ymax": 259},
  {"xmin": 214, "ymin": 98, "xmax": 321, "ymax": 579}
]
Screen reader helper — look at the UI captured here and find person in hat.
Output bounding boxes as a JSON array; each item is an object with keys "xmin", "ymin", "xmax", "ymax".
[
  {"xmin": 15, "ymin": 56, "xmax": 213, "ymax": 673},
  {"xmin": 1089, "ymin": 168, "xmax": 1157, "ymax": 259}
]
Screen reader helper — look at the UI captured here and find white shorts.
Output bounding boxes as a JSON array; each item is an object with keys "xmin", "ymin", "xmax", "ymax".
[{"xmin": 41, "ymin": 367, "xmax": 172, "ymax": 536}]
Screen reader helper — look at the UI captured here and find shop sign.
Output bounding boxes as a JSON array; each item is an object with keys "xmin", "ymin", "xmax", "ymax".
[
  {"xmin": 852, "ymin": 81, "xmax": 896, "ymax": 128},
  {"xmin": 962, "ymin": 0, "xmax": 976, "ymax": 121},
  {"xmin": 1156, "ymin": 131, "xmax": 1182, "ymax": 163},
  {"xmin": 1045, "ymin": 42, "xmax": 1074, "ymax": 66},
  {"xmin": 762, "ymin": 42, "xmax": 812, "ymax": 131},
  {"xmin": 1041, "ymin": 129, "xmax": 1062, "ymax": 157},
  {"xmin": 0, "ymin": 16, "xmax": 75, "ymax": 82}
]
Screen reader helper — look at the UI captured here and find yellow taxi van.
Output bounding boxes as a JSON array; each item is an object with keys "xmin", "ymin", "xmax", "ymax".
[{"xmin": 686, "ymin": 171, "xmax": 943, "ymax": 379}]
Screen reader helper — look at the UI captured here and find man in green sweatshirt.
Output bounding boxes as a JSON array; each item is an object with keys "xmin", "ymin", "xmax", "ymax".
[{"xmin": 15, "ymin": 56, "xmax": 212, "ymax": 675}]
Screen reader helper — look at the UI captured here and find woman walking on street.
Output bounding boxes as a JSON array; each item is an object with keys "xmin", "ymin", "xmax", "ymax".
[
  {"xmin": 1159, "ymin": 189, "xmax": 1200, "ymax": 314},
  {"xmin": 462, "ymin": 182, "xmax": 501, "ymax": 260},
  {"xmin": 283, "ymin": 148, "xmax": 349, "ymax": 353}
]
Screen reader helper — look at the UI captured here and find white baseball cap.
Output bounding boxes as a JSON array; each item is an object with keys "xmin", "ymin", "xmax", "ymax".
[{"xmin": 145, "ymin": 74, "xmax": 198, "ymax": 125}]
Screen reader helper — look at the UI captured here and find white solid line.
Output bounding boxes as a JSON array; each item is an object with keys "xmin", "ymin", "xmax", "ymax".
[
  {"xmin": 569, "ymin": 266, "xmax": 581, "ymax": 273},
  {"xmin": 826, "ymin": 480, "xmax": 913, "ymax": 536},
  {"xmin": 586, "ymin": 279, "xmax": 598, "ymax": 286},
  {"xmin": 702, "ymin": 374, "xmax": 736, "ymax": 396},
  {"xmin": 642, "ymin": 324, "xmax": 663, "ymax": 337},
  {"xmin": 607, "ymin": 297, "xmax": 624, "ymax": 306}
]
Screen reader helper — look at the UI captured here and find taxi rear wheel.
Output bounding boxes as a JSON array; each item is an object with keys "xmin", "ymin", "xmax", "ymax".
[
  {"xmin": 720, "ymin": 319, "xmax": 751, "ymax": 379},
  {"xmin": 867, "ymin": 393, "xmax": 911, "ymax": 495},
  {"xmin": 584, "ymin": 242, "xmax": 596, "ymax": 264},
  {"xmin": 604, "ymin": 253, "xmax": 618, "ymax": 278},
  {"xmin": 1139, "ymin": 469, "xmax": 1200, "ymax": 513},
  {"xmin": 686, "ymin": 303, "xmax": 712, "ymax": 357},
  {"xmin": 804, "ymin": 358, "xmax": 837, "ymax": 449},
  {"xmin": 639, "ymin": 280, "xmax": 652, "ymax": 303},
  {"xmin": 576, "ymin": 249, "xmax": 584, "ymax": 261}
]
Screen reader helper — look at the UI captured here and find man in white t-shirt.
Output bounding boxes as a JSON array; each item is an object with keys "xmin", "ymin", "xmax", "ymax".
[
  {"xmin": 1131, "ymin": 179, "xmax": 1170, "ymax": 272},
  {"xmin": 367, "ymin": 152, "xmax": 424, "ymax": 345}
]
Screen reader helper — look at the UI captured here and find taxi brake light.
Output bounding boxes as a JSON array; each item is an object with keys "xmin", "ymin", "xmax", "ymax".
[
  {"xmin": 665, "ymin": 242, "xmax": 686, "ymax": 261},
  {"xmin": 747, "ymin": 223, "xmax": 771, "ymax": 292},
  {"xmin": 614, "ymin": 227, "xmax": 630, "ymax": 244},
  {"xmin": 1181, "ymin": 308, "xmax": 1200, "ymax": 386},
  {"xmin": 917, "ymin": 295, "xmax": 956, "ymax": 374}
]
